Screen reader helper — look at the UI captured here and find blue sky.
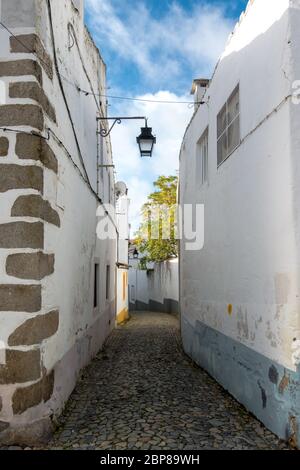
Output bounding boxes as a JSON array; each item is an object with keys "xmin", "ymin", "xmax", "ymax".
[
  {"xmin": 85, "ymin": 0, "xmax": 248, "ymax": 230},
  {"xmin": 85, "ymin": 0, "xmax": 248, "ymax": 96}
]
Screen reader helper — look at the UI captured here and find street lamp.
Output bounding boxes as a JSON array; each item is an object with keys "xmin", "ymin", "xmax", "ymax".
[
  {"xmin": 136, "ymin": 123, "xmax": 156, "ymax": 158},
  {"xmin": 133, "ymin": 248, "xmax": 139, "ymax": 259},
  {"xmin": 97, "ymin": 116, "xmax": 156, "ymax": 158}
]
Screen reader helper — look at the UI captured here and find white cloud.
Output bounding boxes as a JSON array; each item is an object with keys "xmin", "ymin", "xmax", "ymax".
[
  {"xmin": 85, "ymin": 0, "xmax": 235, "ymax": 230},
  {"xmin": 86, "ymin": 0, "xmax": 234, "ymax": 84},
  {"xmin": 111, "ymin": 91, "xmax": 193, "ymax": 232}
]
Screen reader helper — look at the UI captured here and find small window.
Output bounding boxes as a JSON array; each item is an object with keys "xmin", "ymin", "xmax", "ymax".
[
  {"xmin": 108, "ymin": 171, "xmax": 111, "ymax": 204},
  {"xmin": 100, "ymin": 131, "xmax": 104, "ymax": 181},
  {"xmin": 217, "ymin": 85, "xmax": 240, "ymax": 166},
  {"xmin": 131, "ymin": 285, "xmax": 135, "ymax": 303},
  {"xmin": 196, "ymin": 128, "xmax": 209, "ymax": 185},
  {"xmin": 94, "ymin": 264, "xmax": 99, "ymax": 308},
  {"xmin": 106, "ymin": 265, "xmax": 110, "ymax": 300}
]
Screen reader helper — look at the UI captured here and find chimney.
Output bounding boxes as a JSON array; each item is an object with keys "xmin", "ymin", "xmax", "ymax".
[{"xmin": 191, "ymin": 79, "xmax": 209, "ymax": 111}]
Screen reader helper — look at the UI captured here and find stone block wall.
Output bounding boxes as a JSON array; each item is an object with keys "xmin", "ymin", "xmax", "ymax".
[
  {"xmin": 0, "ymin": 22, "xmax": 60, "ymax": 442},
  {"xmin": 0, "ymin": 0, "xmax": 117, "ymax": 445}
]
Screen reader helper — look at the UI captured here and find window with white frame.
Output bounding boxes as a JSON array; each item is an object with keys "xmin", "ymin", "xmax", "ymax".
[
  {"xmin": 197, "ymin": 128, "xmax": 209, "ymax": 185},
  {"xmin": 217, "ymin": 85, "xmax": 240, "ymax": 166},
  {"xmin": 106, "ymin": 265, "xmax": 110, "ymax": 300}
]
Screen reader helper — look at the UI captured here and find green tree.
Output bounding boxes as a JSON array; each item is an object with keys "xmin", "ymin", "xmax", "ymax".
[{"xmin": 135, "ymin": 175, "xmax": 178, "ymax": 265}]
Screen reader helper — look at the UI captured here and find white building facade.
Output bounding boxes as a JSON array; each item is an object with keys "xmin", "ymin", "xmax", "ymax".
[
  {"xmin": 116, "ymin": 193, "xmax": 130, "ymax": 324},
  {"xmin": 129, "ymin": 258, "xmax": 179, "ymax": 314},
  {"xmin": 0, "ymin": 0, "xmax": 117, "ymax": 444},
  {"xmin": 180, "ymin": 0, "xmax": 300, "ymax": 446}
]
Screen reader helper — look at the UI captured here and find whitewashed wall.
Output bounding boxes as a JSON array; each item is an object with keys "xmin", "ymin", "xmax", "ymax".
[
  {"xmin": 129, "ymin": 259, "xmax": 179, "ymax": 314},
  {"xmin": 116, "ymin": 195, "xmax": 130, "ymax": 323},
  {"xmin": 0, "ymin": 0, "xmax": 116, "ymax": 444},
  {"xmin": 180, "ymin": 0, "xmax": 300, "ymax": 446},
  {"xmin": 38, "ymin": 0, "xmax": 117, "ymax": 411}
]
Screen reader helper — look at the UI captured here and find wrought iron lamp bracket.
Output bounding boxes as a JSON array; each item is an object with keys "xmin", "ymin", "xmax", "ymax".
[{"xmin": 97, "ymin": 116, "xmax": 147, "ymax": 137}]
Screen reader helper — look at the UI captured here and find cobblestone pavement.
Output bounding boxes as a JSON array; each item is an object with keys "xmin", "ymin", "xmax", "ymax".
[
  {"xmin": 1, "ymin": 312, "xmax": 290, "ymax": 451},
  {"xmin": 41, "ymin": 311, "xmax": 288, "ymax": 450}
]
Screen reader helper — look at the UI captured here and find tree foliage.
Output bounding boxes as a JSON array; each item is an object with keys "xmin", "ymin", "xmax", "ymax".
[{"xmin": 135, "ymin": 175, "xmax": 178, "ymax": 265}]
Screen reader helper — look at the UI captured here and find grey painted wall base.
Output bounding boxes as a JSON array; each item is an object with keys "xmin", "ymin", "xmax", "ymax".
[
  {"xmin": 130, "ymin": 298, "xmax": 179, "ymax": 314},
  {"xmin": 181, "ymin": 317, "xmax": 300, "ymax": 447}
]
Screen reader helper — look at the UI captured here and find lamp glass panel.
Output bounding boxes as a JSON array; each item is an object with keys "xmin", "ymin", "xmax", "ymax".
[{"xmin": 139, "ymin": 140, "xmax": 153, "ymax": 152}]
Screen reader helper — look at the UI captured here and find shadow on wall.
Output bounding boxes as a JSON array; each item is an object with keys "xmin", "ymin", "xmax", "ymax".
[
  {"xmin": 129, "ymin": 260, "xmax": 179, "ymax": 314},
  {"xmin": 180, "ymin": 3, "xmax": 300, "ymax": 448},
  {"xmin": 130, "ymin": 298, "xmax": 179, "ymax": 315}
]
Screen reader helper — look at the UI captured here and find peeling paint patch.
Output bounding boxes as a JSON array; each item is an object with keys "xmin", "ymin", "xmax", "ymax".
[
  {"xmin": 287, "ymin": 416, "xmax": 298, "ymax": 448},
  {"xmin": 278, "ymin": 372, "xmax": 289, "ymax": 394},
  {"xmin": 254, "ymin": 316, "xmax": 263, "ymax": 330},
  {"xmin": 292, "ymin": 340, "xmax": 300, "ymax": 367},
  {"xmin": 257, "ymin": 381, "xmax": 267, "ymax": 409},
  {"xmin": 237, "ymin": 307, "xmax": 249, "ymax": 340},
  {"xmin": 268, "ymin": 365, "xmax": 279, "ymax": 385},
  {"xmin": 274, "ymin": 273, "xmax": 290, "ymax": 305},
  {"xmin": 265, "ymin": 321, "xmax": 277, "ymax": 348}
]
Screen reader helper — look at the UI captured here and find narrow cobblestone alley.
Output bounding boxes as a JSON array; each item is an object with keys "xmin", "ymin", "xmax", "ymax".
[{"xmin": 37, "ymin": 312, "xmax": 288, "ymax": 451}]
